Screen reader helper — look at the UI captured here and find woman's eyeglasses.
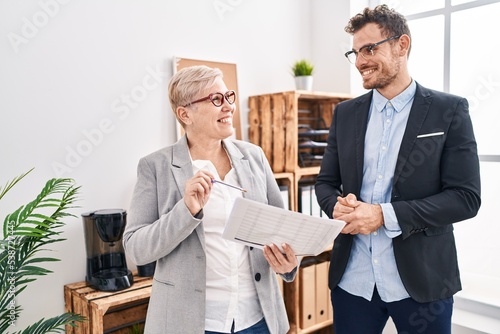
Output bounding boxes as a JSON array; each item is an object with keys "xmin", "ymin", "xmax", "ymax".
[
  {"xmin": 183, "ymin": 90, "xmax": 236, "ymax": 107},
  {"xmin": 344, "ymin": 35, "xmax": 401, "ymax": 64}
]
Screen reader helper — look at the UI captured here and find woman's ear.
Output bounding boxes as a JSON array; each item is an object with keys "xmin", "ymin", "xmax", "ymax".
[{"xmin": 177, "ymin": 106, "xmax": 192, "ymax": 126}]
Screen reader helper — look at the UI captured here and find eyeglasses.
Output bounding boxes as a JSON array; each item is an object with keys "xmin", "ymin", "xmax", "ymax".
[
  {"xmin": 344, "ymin": 35, "xmax": 401, "ymax": 64},
  {"xmin": 183, "ymin": 90, "xmax": 236, "ymax": 108}
]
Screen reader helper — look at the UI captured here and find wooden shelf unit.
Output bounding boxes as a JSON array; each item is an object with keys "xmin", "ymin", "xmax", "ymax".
[
  {"xmin": 274, "ymin": 172, "xmax": 295, "ymax": 211},
  {"xmin": 249, "ymin": 90, "xmax": 352, "ymax": 334},
  {"xmin": 284, "ymin": 249, "xmax": 333, "ymax": 334}
]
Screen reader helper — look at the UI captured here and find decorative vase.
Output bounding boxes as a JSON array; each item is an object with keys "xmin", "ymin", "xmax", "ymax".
[{"xmin": 294, "ymin": 75, "xmax": 313, "ymax": 91}]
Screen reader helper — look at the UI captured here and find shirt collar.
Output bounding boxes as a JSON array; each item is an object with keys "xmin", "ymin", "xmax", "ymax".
[{"xmin": 372, "ymin": 79, "xmax": 417, "ymax": 113}]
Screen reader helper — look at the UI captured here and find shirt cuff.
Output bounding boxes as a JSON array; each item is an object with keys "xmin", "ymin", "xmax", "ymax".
[
  {"xmin": 380, "ymin": 203, "xmax": 402, "ymax": 238},
  {"xmin": 194, "ymin": 209, "xmax": 203, "ymax": 219}
]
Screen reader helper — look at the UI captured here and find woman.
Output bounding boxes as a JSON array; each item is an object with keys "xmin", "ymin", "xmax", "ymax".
[{"xmin": 123, "ymin": 65, "xmax": 298, "ymax": 334}]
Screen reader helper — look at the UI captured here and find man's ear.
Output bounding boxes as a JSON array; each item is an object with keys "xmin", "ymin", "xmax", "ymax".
[
  {"xmin": 399, "ymin": 34, "xmax": 411, "ymax": 57},
  {"xmin": 177, "ymin": 106, "xmax": 192, "ymax": 126}
]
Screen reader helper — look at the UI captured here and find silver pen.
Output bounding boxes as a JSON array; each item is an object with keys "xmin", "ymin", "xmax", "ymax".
[{"xmin": 211, "ymin": 179, "xmax": 247, "ymax": 192}]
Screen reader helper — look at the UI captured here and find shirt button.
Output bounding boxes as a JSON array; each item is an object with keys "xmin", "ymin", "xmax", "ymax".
[
  {"xmin": 378, "ymin": 175, "xmax": 383, "ymax": 180},
  {"xmin": 373, "ymin": 259, "xmax": 379, "ymax": 264},
  {"xmin": 255, "ymin": 273, "xmax": 261, "ymax": 281},
  {"xmin": 373, "ymin": 231, "xmax": 378, "ymax": 236}
]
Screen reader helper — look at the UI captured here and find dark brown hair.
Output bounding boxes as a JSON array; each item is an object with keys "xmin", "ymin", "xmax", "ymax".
[{"xmin": 346, "ymin": 5, "xmax": 411, "ymax": 54}]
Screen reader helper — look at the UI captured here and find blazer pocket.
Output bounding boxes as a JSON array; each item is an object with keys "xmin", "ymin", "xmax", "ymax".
[
  {"xmin": 154, "ymin": 277, "xmax": 175, "ymax": 286},
  {"xmin": 417, "ymin": 132, "xmax": 444, "ymax": 139}
]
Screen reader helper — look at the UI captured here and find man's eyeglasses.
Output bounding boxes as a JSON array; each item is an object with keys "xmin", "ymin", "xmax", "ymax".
[
  {"xmin": 183, "ymin": 90, "xmax": 236, "ymax": 108},
  {"xmin": 344, "ymin": 35, "xmax": 401, "ymax": 64}
]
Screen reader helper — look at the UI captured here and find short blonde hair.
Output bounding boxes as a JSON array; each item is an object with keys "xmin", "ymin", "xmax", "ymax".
[{"xmin": 168, "ymin": 65, "xmax": 223, "ymax": 119}]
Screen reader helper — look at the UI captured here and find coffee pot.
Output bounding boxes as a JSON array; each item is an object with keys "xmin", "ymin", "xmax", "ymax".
[{"xmin": 82, "ymin": 209, "xmax": 133, "ymax": 291}]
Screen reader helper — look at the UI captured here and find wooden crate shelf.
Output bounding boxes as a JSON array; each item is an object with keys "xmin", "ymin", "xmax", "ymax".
[
  {"xmin": 64, "ymin": 273, "xmax": 153, "ymax": 334},
  {"xmin": 248, "ymin": 90, "xmax": 352, "ymax": 173}
]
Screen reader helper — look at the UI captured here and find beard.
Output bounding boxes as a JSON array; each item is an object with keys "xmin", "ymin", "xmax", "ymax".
[{"xmin": 361, "ymin": 51, "xmax": 401, "ymax": 90}]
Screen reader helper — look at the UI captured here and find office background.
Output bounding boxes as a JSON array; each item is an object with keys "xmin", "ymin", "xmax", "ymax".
[{"xmin": 0, "ymin": 0, "xmax": 498, "ymax": 333}]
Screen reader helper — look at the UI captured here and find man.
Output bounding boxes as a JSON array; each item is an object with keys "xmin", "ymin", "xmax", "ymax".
[{"xmin": 315, "ymin": 5, "xmax": 481, "ymax": 333}]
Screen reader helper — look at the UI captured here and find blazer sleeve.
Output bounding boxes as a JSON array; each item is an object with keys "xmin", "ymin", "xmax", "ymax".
[{"xmin": 392, "ymin": 96, "xmax": 481, "ymax": 238}]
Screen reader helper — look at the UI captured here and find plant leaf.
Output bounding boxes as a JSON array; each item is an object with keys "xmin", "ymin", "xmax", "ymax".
[
  {"xmin": 0, "ymin": 173, "xmax": 84, "ymax": 332},
  {"xmin": 11, "ymin": 313, "xmax": 87, "ymax": 334},
  {"xmin": 0, "ymin": 169, "xmax": 34, "ymax": 202}
]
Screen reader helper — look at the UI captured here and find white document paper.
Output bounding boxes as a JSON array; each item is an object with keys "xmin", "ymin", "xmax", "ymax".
[{"xmin": 222, "ymin": 197, "xmax": 346, "ymax": 256}]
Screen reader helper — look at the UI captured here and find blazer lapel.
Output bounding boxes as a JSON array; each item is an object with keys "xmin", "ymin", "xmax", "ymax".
[
  {"xmin": 222, "ymin": 139, "xmax": 258, "ymax": 202},
  {"xmin": 393, "ymin": 83, "xmax": 432, "ymax": 185},
  {"xmin": 171, "ymin": 135, "xmax": 193, "ymax": 196},
  {"xmin": 354, "ymin": 92, "xmax": 372, "ymax": 194}
]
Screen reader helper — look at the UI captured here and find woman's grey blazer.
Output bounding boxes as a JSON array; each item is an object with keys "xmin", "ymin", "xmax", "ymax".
[{"xmin": 123, "ymin": 135, "xmax": 295, "ymax": 334}]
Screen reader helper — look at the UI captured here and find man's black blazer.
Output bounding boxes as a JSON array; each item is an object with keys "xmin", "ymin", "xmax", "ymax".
[{"xmin": 316, "ymin": 82, "xmax": 481, "ymax": 303}]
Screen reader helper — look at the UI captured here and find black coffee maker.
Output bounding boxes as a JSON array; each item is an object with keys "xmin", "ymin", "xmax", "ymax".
[{"xmin": 82, "ymin": 209, "xmax": 133, "ymax": 291}]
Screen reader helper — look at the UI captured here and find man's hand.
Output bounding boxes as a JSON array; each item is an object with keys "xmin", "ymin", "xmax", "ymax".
[{"xmin": 334, "ymin": 194, "xmax": 384, "ymax": 235}]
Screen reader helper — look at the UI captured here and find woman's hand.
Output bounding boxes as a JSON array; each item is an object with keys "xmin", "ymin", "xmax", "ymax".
[
  {"xmin": 263, "ymin": 243, "xmax": 298, "ymax": 274},
  {"xmin": 184, "ymin": 170, "xmax": 214, "ymax": 216}
]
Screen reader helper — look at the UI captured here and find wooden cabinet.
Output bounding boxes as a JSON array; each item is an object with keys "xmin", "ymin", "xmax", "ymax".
[{"xmin": 248, "ymin": 90, "xmax": 352, "ymax": 334}]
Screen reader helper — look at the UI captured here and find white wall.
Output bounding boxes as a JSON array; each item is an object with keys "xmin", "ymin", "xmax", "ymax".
[
  {"xmin": 0, "ymin": 0, "xmax": 350, "ymax": 329},
  {"xmin": 310, "ymin": 0, "xmax": 351, "ymax": 93}
]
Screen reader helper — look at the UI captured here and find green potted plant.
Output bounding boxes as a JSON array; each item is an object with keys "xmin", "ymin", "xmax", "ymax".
[
  {"xmin": 291, "ymin": 59, "xmax": 314, "ymax": 91},
  {"xmin": 0, "ymin": 168, "xmax": 86, "ymax": 333}
]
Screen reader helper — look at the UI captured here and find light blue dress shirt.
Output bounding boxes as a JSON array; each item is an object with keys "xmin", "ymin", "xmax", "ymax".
[{"xmin": 338, "ymin": 80, "xmax": 417, "ymax": 302}]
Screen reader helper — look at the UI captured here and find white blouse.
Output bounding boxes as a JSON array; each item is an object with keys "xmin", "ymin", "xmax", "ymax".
[{"xmin": 191, "ymin": 159, "xmax": 264, "ymax": 332}]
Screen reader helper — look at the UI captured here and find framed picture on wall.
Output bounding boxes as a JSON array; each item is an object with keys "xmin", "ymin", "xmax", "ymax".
[{"xmin": 173, "ymin": 56, "xmax": 242, "ymax": 140}]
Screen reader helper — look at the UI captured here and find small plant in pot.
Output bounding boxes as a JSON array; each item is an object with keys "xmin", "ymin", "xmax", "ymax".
[{"xmin": 291, "ymin": 59, "xmax": 314, "ymax": 91}]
